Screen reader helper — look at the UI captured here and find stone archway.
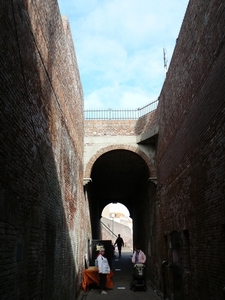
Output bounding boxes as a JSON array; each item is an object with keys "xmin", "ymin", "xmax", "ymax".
[{"xmin": 84, "ymin": 144, "xmax": 156, "ymax": 179}]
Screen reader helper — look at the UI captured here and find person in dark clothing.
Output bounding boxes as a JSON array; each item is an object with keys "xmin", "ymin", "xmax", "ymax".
[{"xmin": 114, "ymin": 234, "xmax": 124, "ymax": 258}]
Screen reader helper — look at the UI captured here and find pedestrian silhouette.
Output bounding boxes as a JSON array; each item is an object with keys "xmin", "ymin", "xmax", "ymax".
[{"xmin": 114, "ymin": 234, "xmax": 124, "ymax": 258}]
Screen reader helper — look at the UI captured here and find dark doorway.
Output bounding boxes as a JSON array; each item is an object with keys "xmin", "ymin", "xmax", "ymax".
[{"xmin": 171, "ymin": 231, "xmax": 183, "ymax": 300}]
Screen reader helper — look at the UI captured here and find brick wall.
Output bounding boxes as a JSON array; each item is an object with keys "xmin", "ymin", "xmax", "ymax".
[
  {"xmin": 135, "ymin": 110, "xmax": 158, "ymax": 135},
  {"xmin": 85, "ymin": 119, "xmax": 137, "ymax": 136},
  {"xmin": 84, "ymin": 110, "xmax": 158, "ymax": 137},
  {"xmin": 155, "ymin": 0, "xmax": 225, "ymax": 299},
  {"xmin": 0, "ymin": 0, "xmax": 91, "ymax": 299}
]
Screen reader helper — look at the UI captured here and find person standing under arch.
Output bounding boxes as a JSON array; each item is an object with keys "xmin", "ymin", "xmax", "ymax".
[{"xmin": 114, "ymin": 234, "xmax": 124, "ymax": 258}]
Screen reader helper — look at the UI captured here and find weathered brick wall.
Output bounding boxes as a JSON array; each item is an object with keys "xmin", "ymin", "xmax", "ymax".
[
  {"xmin": 131, "ymin": 180, "xmax": 159, "ymax": 285},
  {"xmin": 155, "ymin": 0, "xmax": 225, "ymax": 299},
  {"xmin": 135, "ymin": 110, "xmax": 158, "ymax": 135},
  {"xmin": 0, "ymin": 0, "xmax": 91, "ymax": 299},
  {"xmin": 84, "ymin": 110, "xmax": 158, "ymax": 137},
  {"xmin": 85, "ymin": 119, "xmax": 137, "ymax": 136}
]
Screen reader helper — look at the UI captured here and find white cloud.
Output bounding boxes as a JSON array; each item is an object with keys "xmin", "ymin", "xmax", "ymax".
[
  {"xmin": 58, "ymin": 0, "xmax": 189, "ymax": 109},
  {"xmin": 84, "ymin": 83, "xmax": 159, "ymax": 110}
]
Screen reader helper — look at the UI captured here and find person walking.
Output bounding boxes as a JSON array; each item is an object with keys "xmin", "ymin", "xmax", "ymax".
[
  {"xmin": 97, "ymin": 247, "xmax": 110, "ymax": 294},
  {"xmin": 132, "ymin": 245, "xmax": 146, "ymax": 264},
  {"xmin": 114, "ymin": 234, "xmax": 124, "ymax": 258}
]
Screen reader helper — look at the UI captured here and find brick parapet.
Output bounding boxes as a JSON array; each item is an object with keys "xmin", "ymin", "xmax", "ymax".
[
  {"xmin": 85, "ymin": 119, "xmax": 136, "ymax": 136},
  {"xmin": 84, "ymin": 110, "xmax": 158, "ymax": 137},
  {"xmin": 134, "ymin": 110, "xmax": 158, "ymax": 135}
]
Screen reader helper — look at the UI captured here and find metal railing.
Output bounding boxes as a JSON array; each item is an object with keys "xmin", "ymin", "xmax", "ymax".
[
  {"xmin": 84, "ymin": 98, "xmax": 158, "ymax": 120},
  {"xmin": 101, "ymin": 221, "xmax": 117, "ymax": 239}
]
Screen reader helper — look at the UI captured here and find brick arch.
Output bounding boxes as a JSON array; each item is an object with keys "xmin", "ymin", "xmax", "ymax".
[{"xmin": 84, "ymin": 144, "xmax": 156, "ymax": 178}]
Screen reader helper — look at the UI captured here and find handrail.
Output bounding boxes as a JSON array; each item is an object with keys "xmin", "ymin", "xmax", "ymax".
[
  {"xmin": 84, "ymin": 98, "xmax": 158, "ymax": 120},
  {"xmin": 101, "ymin": 221, "xmax": 117, "ymax": 239}
]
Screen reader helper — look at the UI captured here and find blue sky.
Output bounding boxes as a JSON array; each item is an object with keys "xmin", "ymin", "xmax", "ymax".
[{"xmin": 57, "ymin": 0, "xmax": 189, "ymax": 110}]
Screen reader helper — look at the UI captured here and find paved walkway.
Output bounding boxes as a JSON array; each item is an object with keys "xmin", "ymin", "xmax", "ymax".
[{"xmin": 79, "ymin": 250, "xmax": 162, "ymax": 300}]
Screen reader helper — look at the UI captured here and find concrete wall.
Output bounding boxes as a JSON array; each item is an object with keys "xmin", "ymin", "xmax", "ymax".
[
  {"xmin": 0, "ymin": 1, "xmax": 91, "ymax": 299},
  {"xmin": 155, "ymin": 0, "xmax": 225, "ymax": 299},
  {"xmin": 101, "ymin": 216, "xmax": 132, "ymax": 248}
]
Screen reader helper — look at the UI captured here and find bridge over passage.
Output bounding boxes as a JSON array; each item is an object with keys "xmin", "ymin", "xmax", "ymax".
[
  {"xmin": 1, "ymin": 1, "xmax": 225, "ymax": 299},
  {"xmin": 83, "ymin": 106, "xmax": 159, "ymax": 245}
]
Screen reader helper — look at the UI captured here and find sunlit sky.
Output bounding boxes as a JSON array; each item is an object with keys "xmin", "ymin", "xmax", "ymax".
[
  {"xmin": 103, "ymin": 203, "xmax": 130, "ymax": 217},
  {"xmin": 58, "ymin": 0, "xmax": 189, "ymax": 110}
]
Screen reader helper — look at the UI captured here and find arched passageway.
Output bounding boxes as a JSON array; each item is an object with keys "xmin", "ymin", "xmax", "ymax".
[
  {"xmin": 91, "ymin": 149, "xmax": 149, "ymax": 214},
  {"xmin": 101, "ymin": 202, "xmax": 133, "ymax": 249},
  {"xmin": 86, "ymin": 149, "xmax": 157, "ymax": 253}
]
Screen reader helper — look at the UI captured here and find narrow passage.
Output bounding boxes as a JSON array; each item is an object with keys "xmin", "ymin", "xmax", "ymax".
[{"xmin": 80, "ymin": 248, "xmax": 161, "ymax": 300}]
